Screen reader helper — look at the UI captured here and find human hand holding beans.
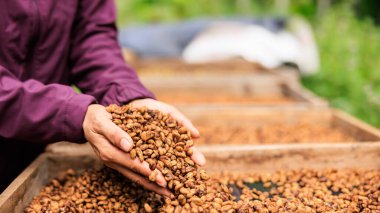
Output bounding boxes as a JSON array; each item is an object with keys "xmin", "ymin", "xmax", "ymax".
[{"xmin": 82, "ymin": 99, "xmax": 205, "ymax": 196}]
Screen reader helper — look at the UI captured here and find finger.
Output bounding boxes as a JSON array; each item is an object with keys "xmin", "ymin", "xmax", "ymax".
[
  {"xmin": 105, "ymin": 162, "xmax": 172, "ymax": 197},
  {"xmin": 190, "ymin": 147, "xmax": 206, "ymax": 166},
  {"xmin": 95, "ymin": 110, "xmax": 134, "ymax": 152},
  {"xmin": 169, "ymin": 109, "xmax": 200, "ymax": 138},
  {"xmin": 90, "ymin": 136, "xmax": 167, "ymax": 187}
]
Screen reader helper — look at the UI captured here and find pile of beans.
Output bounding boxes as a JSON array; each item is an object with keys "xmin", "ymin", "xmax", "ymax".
[{"xmin": 215, "ymin": 168, "xmax": 380, "ymax": 212}]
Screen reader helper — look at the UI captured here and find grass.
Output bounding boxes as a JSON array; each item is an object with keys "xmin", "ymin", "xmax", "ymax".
[
  {"xmin": 302, "ymin": 4, "xmax": 380, "ymax": 126},
  {"xmin": 115, "ymin": 1, "xmax": 380, "ymax": 127},
  {"xmin": 115, "ymin": 0, "xmax": 290, "ymax": 25}
]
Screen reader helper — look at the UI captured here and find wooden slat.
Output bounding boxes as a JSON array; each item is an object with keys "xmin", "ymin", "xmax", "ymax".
[
  {"xmin": 331, "ymin": 109, "xmax": 380, "ymax": 141},
  {"xmin": 132, "ymin": 59, "xmax": 264, "ymax": 77},
  {"xmin": 132, "ymin": 59, "xmax": 299, "ymax": 85},
  {"xmin": 131, "ymin": 59, "xmax": 323, "ymax": 106},
  {"xmin": 140, "ymin": 74, "xmax": 327, "ymax": 107},
  {"xmin": 177, "ymin": 106, "xmax": 333, "ymax": 125}
]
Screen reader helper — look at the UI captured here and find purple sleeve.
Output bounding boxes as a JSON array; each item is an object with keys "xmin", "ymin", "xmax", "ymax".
[
  {"xmin": 69, "ymin": 0, "xmax": 155, "ymax": 106},
  {"xmin": 0, "ymin": 65, "xmax": 96, "ymax": 143}
]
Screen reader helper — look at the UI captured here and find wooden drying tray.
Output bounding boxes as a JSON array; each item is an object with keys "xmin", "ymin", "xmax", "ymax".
[
  {"xmin": 2, "ymin": 142, "xmax": 380, "ymax": 212},
  {"xmin": 140, "ymin": 74, "xmax": 327, "ymax": 107},
  {"xmin": 177, "ymin": 106, "xmax": 380, "ymax": 144},
  {"xmin": 132, "ymin": 59, "xmax": 265, "ymax": 75},
  {"xmin": 44, "ymin": 107, "xmax": 380, "ymax": 154},
  {"xmin": 132, "ymin": 59, "xmax": 299, "ymax": 84}
]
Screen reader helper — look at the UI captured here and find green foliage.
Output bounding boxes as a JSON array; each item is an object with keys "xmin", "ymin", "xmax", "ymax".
[
  {"xmin": 355, "ymin": 0, "xmax": 380, "ymax": 24},
  {"xmin": 302, "ymin": 3, "xmax": 380, "ymax": 126},
  {"xmin": 115, "ymin": 0, "xmax": 380, "ymax": 126},
  {"xmin": 115, "ymin": 0, "xmax": 288, "ymax": 25}
]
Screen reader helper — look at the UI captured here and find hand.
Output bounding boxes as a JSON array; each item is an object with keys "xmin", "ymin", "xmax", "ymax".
[
  {"xmin": 83, "ymin": 104, "xmax": 171, "ymax": 196},
  {"xmin": 82, "ymin": 101, "xmax": 205, "ymax": 196},
  {"xmin": 130, "ymin": 98, "xmax": 205, "ymax": 165}
]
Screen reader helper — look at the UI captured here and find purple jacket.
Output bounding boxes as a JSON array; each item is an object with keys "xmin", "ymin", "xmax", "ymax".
[
  {"xmin": 0, "ymin": 0, "xmax": 156, "ymax": 191},
  {"xmin": 0, "ymin": 0, "xmax": 155, "ymax": 144}
]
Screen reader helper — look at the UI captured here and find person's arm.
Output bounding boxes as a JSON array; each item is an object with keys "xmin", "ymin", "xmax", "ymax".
[
  {"xmin": 0, "ymin": 65, "xmax": 96, "ymax": 143},
  {"xmin": 68, "ymin": 0, "xmax": 154, "ymax": 105}
]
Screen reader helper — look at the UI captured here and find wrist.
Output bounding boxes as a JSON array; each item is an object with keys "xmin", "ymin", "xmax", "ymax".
[{"xmin": 64, "ymin": 94, "xmax": 97, "ymax": 143}]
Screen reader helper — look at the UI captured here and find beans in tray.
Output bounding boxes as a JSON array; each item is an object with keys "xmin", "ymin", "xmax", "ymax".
[
  {"xmin": 26, "ymin": 168, "xmax": 380, "ymax": 212},
  {"xmin": 197, "ymin": 123, "xmax": 357, "ymax": 145},
  {"xmin": 215, "ymin": 169, "xmax": 380, "ymax": 212}
]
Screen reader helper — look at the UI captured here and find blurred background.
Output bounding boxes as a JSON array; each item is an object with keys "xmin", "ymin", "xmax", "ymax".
[{"xmin": 115, "ymin": 0, "xmax": 380, "ymax": 127}]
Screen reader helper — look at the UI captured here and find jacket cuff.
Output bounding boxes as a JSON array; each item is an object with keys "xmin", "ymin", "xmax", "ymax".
[
  {"xmin": 100, "ymin": 84, "xmax": 156, "ymax": 106},
  {"xmin": 63, "ymin": 94, "xmax": 97, "ymax": 143},
  {"xmin": 123, "ymin": 85, "xmax": 157, "ymax": 104}
]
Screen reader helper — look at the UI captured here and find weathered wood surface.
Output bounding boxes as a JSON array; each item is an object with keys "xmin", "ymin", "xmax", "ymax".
[
  {"xmin": 140, "ymin": 74, "xmax": 327, "ymax": 107},
  {"xmin": 131, "ymin": 59, "xmax": 322, "ymax": 106},
  {"xmin": 132, "ymin": 59, "xmax": 299, "ymax": 83},
  {"xmin": 132, "ymin": 59, "xmax": 268, "ymax": 76}
]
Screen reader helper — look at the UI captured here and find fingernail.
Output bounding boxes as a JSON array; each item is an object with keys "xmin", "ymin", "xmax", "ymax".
[
  {"xmin": 157, "ymin": 175, "xmax": 167, "ymax": 187},
  {"xmin": 190, "ymin": 126, "xmax": 200, "ymax": 138},
  {"xmin": 194, "ymin": 128, "xmax": 200, "ymax": 137},
  {"xmin": 193, "ymin": 147, "xmax": 206, "ymax": 166},
  {"xmin": 156, "ymin": 179, "xmax": 166, "ymax": 188},
  {"xmin": 120, "ymin": 138, "xmax": 131, "ymax": 152},
  {"xmin": 198, "ymin": 154, "xmax": 206, "ymax": 166},
  {"xmin": 158, "ymin": 181, "xmax": 166, "ymax": 188}
]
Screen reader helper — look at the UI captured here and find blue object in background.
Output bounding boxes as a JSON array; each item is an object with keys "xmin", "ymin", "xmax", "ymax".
[{"xmin": 118, "ymin": 17, "xmax": 286, "ymax": 58}]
